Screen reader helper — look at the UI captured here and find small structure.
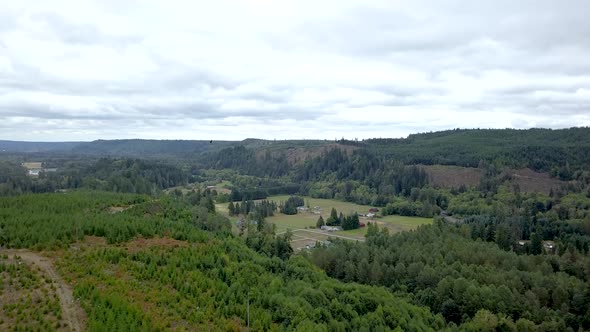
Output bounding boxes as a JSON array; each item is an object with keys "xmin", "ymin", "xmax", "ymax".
[
  {"xmin": 368, "ymin": 208, "xmax": 380, "ymax": 213},
  {"xmin": 359, "ymin": 222, "xmax": 366, "ymax": 228},
  {"xmin": 312, "ymin": 206, "xmax": 322, "ymax": 215},
  {"xmin": 543, "ymin": 241, "xmax": 556, "ymax": 254},
  {"xmin": 21, "ymin": 162, "xmax": 56, "ymax": 176}
]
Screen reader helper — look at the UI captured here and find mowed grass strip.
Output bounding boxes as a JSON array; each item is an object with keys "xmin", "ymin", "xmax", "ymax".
[
  {"xmin": 267, "ymin": 195, "xmax": 379, "ymax": 215},
  {"xmin": 379, "ymin": 215, "xmax": 433, "ymax": 229}
]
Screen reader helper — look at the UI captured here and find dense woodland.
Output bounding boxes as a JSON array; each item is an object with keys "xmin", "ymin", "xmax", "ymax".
[
  {"xmin": 1, "ymin": 192, "xmax": 446, "ymax": 330},
  {"xmin": 0, "ymin": 158, "xmax": 188, "ymax": 196},
  {"xmin": 1, "ymin": 128, "xmax": 590, "ymax": 331},
  {"xmin": 311, "ymin": 222, "xmax": 590, "ymax": 331}
]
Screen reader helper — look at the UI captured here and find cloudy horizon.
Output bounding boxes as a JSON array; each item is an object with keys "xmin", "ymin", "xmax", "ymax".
[{"xmin": 1, "ymin": 0, "xmax": 589, "ymax": 141}]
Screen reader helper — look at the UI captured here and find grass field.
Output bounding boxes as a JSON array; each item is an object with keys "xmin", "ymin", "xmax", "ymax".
[{"xmin": 216, "ymin": 195, "xmax": 433, "ymax": 245}]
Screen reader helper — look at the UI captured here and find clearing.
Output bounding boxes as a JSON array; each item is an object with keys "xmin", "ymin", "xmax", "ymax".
[
  {"xmin": 421, "ymin": 165, "xmax": 483, "ymax": 188},
  {"xmin": 0, "ymin": 249, "xmax": 86, "ymax": 331},
  {"xmin": 422, "ymin": 165, "xmax": 568, "ymax": 194},
  {"xmin": 217, "ymin": 195, "xmax": 432, "ymax": 250}
]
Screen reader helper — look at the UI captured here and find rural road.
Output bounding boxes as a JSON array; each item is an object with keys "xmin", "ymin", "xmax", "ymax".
[{"xmin": 1, "ymin": 249, "xmax": 85, "ymax": 331}]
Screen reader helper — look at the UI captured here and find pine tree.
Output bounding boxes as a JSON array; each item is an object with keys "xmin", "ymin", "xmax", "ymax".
[
  {"xmin": 351, "ymin": 212, "xmax": 360, "ymax": 229},
  {"xmin": 327, "ymin": 208, "xmax": 339, "ymax": 226},
  {"xmin": 228, "ymin": 201, "xmax": 235, "ymax": 216},
  {"xmin": 316, "ymin": 216, "xmax": 325, "ymax": 229},
  {"xmin": 530, "ymin": 232, "xmax": 543, "ymax": 255}
]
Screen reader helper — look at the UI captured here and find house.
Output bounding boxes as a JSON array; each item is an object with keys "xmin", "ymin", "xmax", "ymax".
[
  {"xmin": 296, "ymin": 206, "xmax": 309, "ymax": 212},
  {"xmin": 321, "ymin": 225, "xmax": 342, "ymax": 232},
  {"xmin": 21, "ymin": 162, "xmax": 57, "ymax": 177},
  {"xmin": 206, "ymin": 186, "xmax": 217, "ymax": 190},
  {"xmin": 366, "ymin": 213, "xmax": 376, "ymax": 219},
  {"xmin": 22, "ymin": 162, "xmax": 43, "ymax": 176}
]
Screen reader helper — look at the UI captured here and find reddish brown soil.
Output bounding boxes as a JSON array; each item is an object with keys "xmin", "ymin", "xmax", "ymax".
[
  {"xmin": 422, "ymin": 165, "xmax": 567, "ymax": 194},
  {"xmin": 504, "ymin": 168, "xmax": 568, "ymax": 194},
  {"xmin": 421, "ymin": 165, "xmax": 483, "ymax": 188},
  {"xmin": 123, "ymin": 237, "xmax": 189, "ymax": 254}
]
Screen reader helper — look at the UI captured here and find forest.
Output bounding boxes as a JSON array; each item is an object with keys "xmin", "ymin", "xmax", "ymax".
[
  {"xmin": 1, "ymin": 192, "xmax": 446, "ymax": 331},
  {"xmin": 1, "ymin": 127, "xmax": 590, "ymax": 331}
]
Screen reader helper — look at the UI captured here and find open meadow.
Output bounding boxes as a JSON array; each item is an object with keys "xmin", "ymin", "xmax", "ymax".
[{"xmin": 216, "ymin": 195, "xmax": 433, "ymax": 249}]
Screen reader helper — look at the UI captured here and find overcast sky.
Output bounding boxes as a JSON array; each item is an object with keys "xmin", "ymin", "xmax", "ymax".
[{"xmin": 1, "ymin": 0, "xmax": 589, "ymax": 141}]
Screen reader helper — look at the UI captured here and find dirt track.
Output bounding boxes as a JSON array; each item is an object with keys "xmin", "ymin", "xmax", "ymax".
[{"xmin": 1, "ymin": 249, "xmax": 85, "ymax": 331}]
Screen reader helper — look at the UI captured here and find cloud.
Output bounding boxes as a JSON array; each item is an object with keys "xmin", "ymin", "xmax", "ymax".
[{"xmin": 0, "ymin": 0, "xmax": 589, "ymax": 141}]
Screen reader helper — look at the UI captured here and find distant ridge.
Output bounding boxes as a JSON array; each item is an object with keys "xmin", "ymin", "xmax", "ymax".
[
  {"xmin": 2, "ymin": 128, "xmax": 589, "ymax": 167},
  {"xmin": 0, "ymin": 140, "xmax": 83, "ymax": 153},
  {"xmin": 69, "ymin": 139, "xmax": 237, "ymax": 157}
]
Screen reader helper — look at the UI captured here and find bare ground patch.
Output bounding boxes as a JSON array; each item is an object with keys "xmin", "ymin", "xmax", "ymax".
[
  {"xmin": 421, "ymin": 165, "xmax": 483, "ymax": 188},
  {"xmin": 123, "ymin": 237, "xmax": 190, "ymax": 254},
  {"xmin": 0, "ymin": 249, "xmax": 86, "ymax": 331},
  {"xmin": 107, "ymin": 205, "xmax": 132, "ymax": 214},
  {"xmin": 505, "ymin": 168, "xmax": 569, "ymax": 194},
  {"xmin": 422, "ymin": 165, "xmax": 567, "ymax": 194}
]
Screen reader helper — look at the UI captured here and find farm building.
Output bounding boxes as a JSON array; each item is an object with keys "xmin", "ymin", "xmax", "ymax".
[{"xmin": 21, "ymin": 162, "xmax": 56, "ymax": 176}]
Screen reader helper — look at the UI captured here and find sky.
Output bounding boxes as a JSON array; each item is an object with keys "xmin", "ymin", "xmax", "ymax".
[{"xmin": 1, "ymin": 0, "xmax": 589, "ymax": 141}]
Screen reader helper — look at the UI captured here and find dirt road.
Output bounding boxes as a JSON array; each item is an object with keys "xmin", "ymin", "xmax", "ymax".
[
  {"xmin": 1, "ymin": 249, "xmax": 85, "ymax": 331},
  {"xmin": 277, "ymin": 228, "xmax": 366, "ymax": 241}
]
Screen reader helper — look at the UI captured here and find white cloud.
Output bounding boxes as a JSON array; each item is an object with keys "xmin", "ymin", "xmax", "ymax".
[{"xmin": 0, "ymin": 0, "xmax": 589, "ymax": 141}]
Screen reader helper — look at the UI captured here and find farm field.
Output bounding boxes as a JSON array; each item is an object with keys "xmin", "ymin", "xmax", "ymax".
[{"xmin": 217, "ymin": 195, "xmax": 433, "ymax": 247}]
